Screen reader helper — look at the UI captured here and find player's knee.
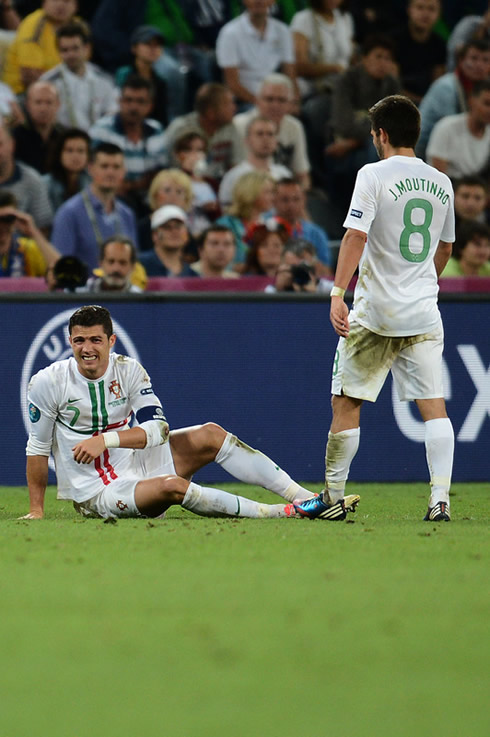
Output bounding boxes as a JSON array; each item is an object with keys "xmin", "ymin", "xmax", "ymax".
[
  {"xmin": 155, "ymin": 474, "xmax": 188, "ymax": 504},
  {"xmin": 200, "ymin": 422, "xmax": 227, "ymax": 452}
]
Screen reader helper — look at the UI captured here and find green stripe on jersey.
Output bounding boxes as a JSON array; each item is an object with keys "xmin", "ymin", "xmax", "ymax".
[
  {"xmin": 98, "ymin": 380, "xmax": 108, "ymax": 429},
  {"xmin": 88, "ymin": 383, "xmax": 99, "ymax": 432}
]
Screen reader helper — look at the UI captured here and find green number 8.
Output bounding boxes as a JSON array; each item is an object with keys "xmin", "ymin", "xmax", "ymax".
[{"xmin": 399, "ymin": 198, "xmax": 433, "ymax": 262}]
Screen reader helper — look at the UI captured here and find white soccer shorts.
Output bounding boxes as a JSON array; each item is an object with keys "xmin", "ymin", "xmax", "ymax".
[
  {"xmin": 331, "ymin": 315, "xmax": 445, "ymax": 402},
  {"xmin": 74, "ymin": 441, "xmax": 176, "ymax": 518}
]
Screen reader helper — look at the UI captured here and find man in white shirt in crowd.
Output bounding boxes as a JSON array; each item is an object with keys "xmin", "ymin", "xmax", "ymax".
[
  {"xmin": 218, "ymin": 117, "xmax": 291, "ymax": 208},
  {"xmin": 427, "ymin": 79, "xmax": 490, "ymax": 179},
  {"xmin": 41, "ymin": 20, "xmax": 119, "ymax": 129},
  {"xmin": 233, "ymin": 73, "xmax": 311, "ymax": 190},
  {"xmin": 216, "ymin": 0, "xmax": 297, "ymax": 107}
]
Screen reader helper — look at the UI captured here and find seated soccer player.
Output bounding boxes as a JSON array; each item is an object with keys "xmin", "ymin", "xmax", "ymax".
[{"xmin": 23, "ymin": 305, "xmax": 316, "ymax": 520}]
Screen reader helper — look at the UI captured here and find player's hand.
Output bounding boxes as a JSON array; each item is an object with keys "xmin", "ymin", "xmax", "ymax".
[
  {"xmin": 72, "ymin": 435, "xmax": 107, "ymax": 464},
  {"xmin": 330, "ymin": 296, "xmax": 349, "ymax": 337},
  {"xmin": 18, "ymin": 511, "xmax": 44, "ymax": 520}
]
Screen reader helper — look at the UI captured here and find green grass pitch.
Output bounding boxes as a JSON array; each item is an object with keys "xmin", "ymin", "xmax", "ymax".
[{"xmin": 1, "ymin": 482, "xmax": 489, "ymax": 737}]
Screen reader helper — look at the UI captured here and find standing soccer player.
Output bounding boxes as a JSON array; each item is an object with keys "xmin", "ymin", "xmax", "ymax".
[
  {"xmin": 23, "ymin": 305, "xmax": 315, "ymax": 521},
  {"xmin": 296, "ymin": 94, "xmax": 455, "ymax": 522}
]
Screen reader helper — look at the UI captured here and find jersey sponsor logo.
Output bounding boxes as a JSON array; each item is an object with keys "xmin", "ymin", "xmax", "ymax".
[
  {"xmin": 21, "ymin": 308, "xmax": 141, "ymax": 473},
  {"xmin": 29, "ymin": 403, "xmax": 41, "ymax": 422},
  {"xmin": 67, "ymin": 397, "xmax": 82, "ymax": 403},
  {"xmin": 350, "ymin": 209, "xmax": 363, "ymax": 218}
]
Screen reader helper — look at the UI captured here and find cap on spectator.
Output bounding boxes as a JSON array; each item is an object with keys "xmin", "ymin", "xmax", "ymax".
[
  {"xmin": 151, "ymin": 205, "xmax": 187, "ymax": 230},
  {"xmin": 130, "ymin": 25, "xmax": 165, "ymax": 46}
]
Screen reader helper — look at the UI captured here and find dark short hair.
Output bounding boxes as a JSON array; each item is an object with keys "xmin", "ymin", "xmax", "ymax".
[
  {"xmin": 362, "ymin": 33, "xmax": 396, "ymax": 58},
  {"xmin": 453, "ymin": 174, "xmax": 488, "ymax": 192},
  {"xmin": 199, "ymin": 224, "xmax": 235, "ymax": 249},
  {"xmin": 173, "ymin": 130, "xmax": 207, "ymax": 154},
  {"xmin": 457, "ymin": 37, "xmax": 490, "ymax": 63},
  {"xmin": 195, "ymin": 83, "xmax": 229, "ymax": 115},
  {"xmin": 69, "ymin": 305, "xmax": 114, "ymax": 339},
  {"xmin": 56, "ymin": 20, "xmax": 91, "ymax": 45},
  {"xmin": 454, "ymin": 219, "xmax": 490, "ymax": 259},
  {"xmin": 90, "ymin": 142, "xmax": 124, "ymax": 162},
  {"xmin": 0, "ymin": 190, "xmax": 17, "ymax": 208},
  {"xmin": 100, "ymin": 235, "xmax": 137, "ymax": 263},
  {"xmin": 49, "ymin": 127, "xmax": 91, "ymax": 181},
  {"xmin": 369, "ymin": 94, "xmax": 420, "ymax": 149},
  {"xmin": 471, "ymin": 79, "xmax": 490, "ymax": 97},
  {"xmin": 121, "ymin": 74, "xmax": 155, "ymax": 99}
]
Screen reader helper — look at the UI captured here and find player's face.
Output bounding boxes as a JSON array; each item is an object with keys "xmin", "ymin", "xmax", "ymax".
[
  {"xmin": 454, "ymin": 185, "xmax": 487, "ymax": 219},
  {"xmin": 69, "ymin": 324, "xmax": 116, "ymax": 379}
]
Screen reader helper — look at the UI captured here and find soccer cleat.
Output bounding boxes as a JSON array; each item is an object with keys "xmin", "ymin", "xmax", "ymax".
[
  {"xmin": 423, "ymin": 501, "xmax": 450, "ymax": 522},
  {"xmin": 294, "ymin": 492, "xmax": 360, "ymax": 521}
]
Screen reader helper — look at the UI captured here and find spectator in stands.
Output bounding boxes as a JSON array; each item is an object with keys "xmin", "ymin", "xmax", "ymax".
[
  {"xmin": 139, "ymin": 204, "xmax": 198, "ymax": 277},
  {"xmin": 349, "ymin": 1, "xmax": 404, "ymax": 45},
  {"xmin": 0, "ymin": 123, "xmax": 53, "ymax": 230},
  {"xmin": 0, "ymin": 190, "xmax": 59, "ymax": 277},
  {"xmin": 115, "ymin": 26, "xmax": 168, "ymax": 128},
  {"xmin": 233, "ymin": 73, "xmax": 311, "ymax": 190},
  {"xmin": 13, "ymin": 80, "xmax": 64, "ymax": 174},
  {"xmin": 272, "ymin": 177, "xmax": 333, "ymax": 274},
  {"xmin": 163, "ymin": 82, "xmax": 240, "ymax": 184},
  {"xmin": 454, "ymin": 175, "xmax": 489, "ymax": 228},
  {"xmin": 50, "ymin": 142, "xmax": 139, "ymax": 274},
  {"xmin": 3, "ymin": 0, "xmax": 78, "ymax": 94},
  {"xmin": 216, "ymin": 0, "xmax": 297, "ymax": 107},
  {"xmin": 426, "ymin": 79, "xmax": 490, "ymax": 180},
  {"xmin": 217, "ymin": 170, "xmax": 276, "ymax": 267},
  {"xmin": 173, "ymin": 131, "xmax": 220, "ymax": 238},
  {"xmin": 43, "ymin": 127, "xmax": 90, "ymax": 212},
  {"xmin": 440, "ymin": 220, "xmax": 490, "ymax": 277},
  {"xmin": 219, "ymin": 117, "xmax": 292, "ymax": 208},
  {"xmin": 190, "ymin": 225, "xmax": 239, "ymax": 279},
  {"xmin": 447, "ymin": 2, "xmax": 490, "ymax": 71},
  {"xmin": 242, "ymin": 221, "xmax": 288, "ymax": 277},
  {"xmin": 89, "ymin": 75, "xmax": 167, "ymax": 217},
  {"xmin": 265, "ymin": 237, "xmax": 334, "ymax": 293},
  {"xmin": 392, "ymin": 0, "xmax": 446, "ymax": 104},
  {"xmin": 78, "ymin": 236, "xmax": 143, "ymax": 293},
  {"xmin": 325, "ymin": 33, "xmax": 400, "ymax": 211},
  {"xmin": 41, "ymin": 20, "xmax": 119, "ymax": 129},
  {"xmin": 418, "ymin": 38, "xmax": 490, "ymax": 157},
  {"xmin": 0, "ymin": 82, "xmax": 23, "ymax": 128},
  {"xmin": 291, "ymin": 0, "xmax": 355, "ymax": 100},
  {"xmin": 0, "ymin": 0, "xmax": 19, "ymax": 29},
  {"xmin": 138, "ymin": 168, "xmax": 194, "ymax": 253}
]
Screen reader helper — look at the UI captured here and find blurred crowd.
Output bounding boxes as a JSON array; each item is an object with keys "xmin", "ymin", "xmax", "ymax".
[{"xmin": 0, "ymin": 0, "xmax": 489, "ymax": 294}]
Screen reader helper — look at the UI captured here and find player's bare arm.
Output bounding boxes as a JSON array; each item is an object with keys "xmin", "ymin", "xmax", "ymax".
[
  {"xmin": 72, "ymin": 425, "xmax": 166, "ymax": 464},
  {"xmin": 330, "ymin": 228, "xmax": 366, "ymax": 338},
  {"xmin": 21, "ymin": 455, "xmax": 49, "ymax": 519},
  {"xmin": 434, "ymin": 240, "xmax": 453, "ymax": 276}
]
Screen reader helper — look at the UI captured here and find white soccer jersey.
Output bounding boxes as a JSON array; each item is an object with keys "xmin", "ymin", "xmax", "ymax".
[
  {"xmin": 26, "ymin": 353, "xmax": 165, "ymax": 503},
  {"xmin": 343, "ymin": 155, "xmax": 455, "ymax": 336}
]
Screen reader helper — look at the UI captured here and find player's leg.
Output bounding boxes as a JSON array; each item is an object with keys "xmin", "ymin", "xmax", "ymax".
[
  {"xmin": 393, "ymin": 327, "xmax": 453, "ymax": 521},
  {"xmin": 169, "ymin": 422, "xmax": 314, "ymax": 501},
  {"xmin": 416, "ymin": 398, "xmax": 453, "ymax": 522},
  {"xmin": 133, "ymin": 474, "xmax": 297, "ymax": 519}
]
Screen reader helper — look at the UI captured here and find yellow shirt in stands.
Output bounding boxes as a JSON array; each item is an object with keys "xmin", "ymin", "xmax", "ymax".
[
  {"xmin": 0, "ymin": 236, "xmax": 47, "ymax": 277},
  {"xmin": 3, "ymin": 10, "xmax": 61, "ymax": 94}
]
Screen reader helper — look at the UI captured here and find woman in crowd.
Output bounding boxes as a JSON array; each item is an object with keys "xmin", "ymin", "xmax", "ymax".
[
  {"xmin": 242, "ymin": 222, "xmax": 289, "ymax": 277},
  {"xmin": 43, "ymin": 128, "xmax": 91, "ymax": 212},
  {"xmin": 217, "ymin": 170, "xmax": 276, "ymax": 269}
]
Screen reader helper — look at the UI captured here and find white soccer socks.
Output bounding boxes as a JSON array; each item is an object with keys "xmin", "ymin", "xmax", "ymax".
[
  {"xmin": 424, "ymin": 417, "xmax": 454, "ymax": 508},
  {"xmin": 324, "ymin": 428, "xmax": 360, "ymax": 504},
  {"xmin": 214, "ymin": 432, "xmax": 314, "ymax": 501},
  {"xmin": 181, "ymin": 482, "xmax": 294, "ymax": 518}
]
